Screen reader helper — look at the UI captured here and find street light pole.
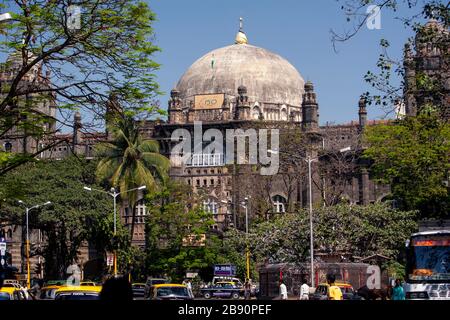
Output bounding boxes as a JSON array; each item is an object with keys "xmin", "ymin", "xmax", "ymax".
[
  {"xmin": 112, "ymin": 188, "xmax": 118, "ymax": 277},
  {"xmin": 84, "ymin": 185, "xmax": 146, "ymax": 277},
  {"xmin": 268, "ymin": 147, "xmax": 351, "ymax": 288},
  {"xmin": 18, "ymin": 201, "xmax": 51, "ymax": 289},
  {"xmin": 307, "ymin": 156, "xmax": 315, "ymax": 288},
  {"xmin": 241, "ymin": 197, "xmax": 251, "ymax": 281},
  {"xmin": 245, "ymin": 204, "xmax": 250, "ymax": 281},
  {"xmin": 25, "ymin": 207, "xmax": 30, "ymax": 289}
]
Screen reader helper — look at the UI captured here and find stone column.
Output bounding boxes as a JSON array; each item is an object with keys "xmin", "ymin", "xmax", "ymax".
[{"xmin": 359, "ymin": 168, "xmax": 370, "ymax": 205}]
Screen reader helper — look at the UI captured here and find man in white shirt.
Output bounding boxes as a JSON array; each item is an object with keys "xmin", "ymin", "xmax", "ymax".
[
  {"xmin": 279, "ymin": 280, "xmax": 288, "ymax": 300},
  {"xmin": 299, "ymin": 279, "xmax": 310, "ymax": 300},
  {"xmin": 186, "ymin": 280, "xmax": 193, "ymax": 298}
]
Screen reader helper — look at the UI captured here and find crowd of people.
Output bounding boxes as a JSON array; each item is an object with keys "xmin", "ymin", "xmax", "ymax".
[{"xmin": 278, "ymin": 274, "xmax": 406, "ymax": 300}]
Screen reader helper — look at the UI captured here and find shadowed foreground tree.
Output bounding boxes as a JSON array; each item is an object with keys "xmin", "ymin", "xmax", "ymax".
[
  {"xmin": 0, "ymin": 0, "xmax": 163, "ymax": 175},
  {"xmin": 0, "ymin": 157, "xmax": 114, "ymax": 279}
]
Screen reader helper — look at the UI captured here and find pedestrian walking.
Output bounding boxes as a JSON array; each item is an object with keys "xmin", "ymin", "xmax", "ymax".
[
  {"xmin": 186, "ymin": 279, "xmax": 193, "ymax": 298},
  {"xmin": 244, "ymin": 279, "xmax": 251, "ymax": 300},
  {"xmin": 299, "ymin": 279, "xmax": 310, "ymax": 300},
  {"xmin": 326, "ymin": 274, "xmax": 343, "ymax": 300},
  {"xmin": 279, "ymin": 280, "xmax": 288, "ymax": 300},
  {"xmin": 391, "ymin": 279, "xmax": 405, "ymax": 300}
]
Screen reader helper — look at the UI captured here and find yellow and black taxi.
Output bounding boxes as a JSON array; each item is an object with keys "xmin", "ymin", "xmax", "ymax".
[
  {"xmin": 0, "ymin": 287, "xmax": 28, "ymax": 300},
  {"xmin": 54, "ymin": 285, "xmax": 102, "ymax": 300},
  {"xmin": 311, "ymin": 281, "xmax": 362, "ymax": 300},
  {"xmin": 39, "ymin": 284, "xmax": 65, "ymax": 300},
  {"xmin": 1, "ymin": 280, "xmax": 31, "ymax": 300},
  {"xmin": 148, "ymin": 284, "xmax": 193, "ymax": 300}
]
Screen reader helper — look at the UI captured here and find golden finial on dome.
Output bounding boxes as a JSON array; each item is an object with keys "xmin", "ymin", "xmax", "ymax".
[{"xmin": 235, "ymin": 17, "xmax": 248, "ymax": 45}]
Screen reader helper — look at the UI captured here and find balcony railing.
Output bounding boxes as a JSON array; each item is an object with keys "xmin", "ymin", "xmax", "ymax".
[{"xmin": 170, "ymin": 153, "xmax": 225, "ymax": 167}]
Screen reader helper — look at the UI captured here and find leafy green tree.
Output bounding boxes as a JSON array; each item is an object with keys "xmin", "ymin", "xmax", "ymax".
[
  {"xmin": 0, "ymin": 0, "xmax": 163, "ymax": 175},
  {"xmin": 144, "ymin": 181, "xmax": 222, "ymax": 282},
  {"xmin": 222, "ymin": 204, "xmax": 417, "ymax": 272},
  {"xmin": 0, "ymin": 157, "xmax": 116, "ymax": 278},
  {"xmin": 95, "ymin": 114, "xmax": 169, "ymax": 240},
  {"xmin": 363, "ymin": 112, "xmax": 450, "ymax": 217}
]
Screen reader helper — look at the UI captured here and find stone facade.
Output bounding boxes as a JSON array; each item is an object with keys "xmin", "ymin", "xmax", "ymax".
[{"xmin": 404, "ymin": 19, "xmax": 450, "ymax": 119}]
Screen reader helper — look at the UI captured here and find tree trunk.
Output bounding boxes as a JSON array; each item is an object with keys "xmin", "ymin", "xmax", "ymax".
[{"xmin": 130, "ymin": 205, "xmax": 136, "ymax": 244}]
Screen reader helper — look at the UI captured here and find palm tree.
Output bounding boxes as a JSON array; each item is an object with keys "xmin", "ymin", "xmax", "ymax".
[{"xmin": 95, "ymin": 114, "xmax": 169, "ymax": 241}]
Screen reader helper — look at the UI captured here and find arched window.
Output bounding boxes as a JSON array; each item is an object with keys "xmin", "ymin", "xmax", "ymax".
[
  {"xmin": 272, "ymin": 195, "xmax": 287, "ymax": 213},
  {"xmin": 203, "ymin": 198, "xmax": 218, "ymax": 215}
]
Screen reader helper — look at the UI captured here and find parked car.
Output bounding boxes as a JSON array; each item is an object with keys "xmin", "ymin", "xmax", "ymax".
[
  {"xmin": 201, "ymin": 281, "xmax": 243, "ymax": 300},
  {"xmin": 1, "ymin": 279, "xmax": 32, "ymax": 300},
  {"xmin": 132, "ymin": 283, "xmax": 146, "ymax": 298},
  {"xmin": 148, "ymin": 284, "xmax": 193, "ymax": 300},
  {"xmin": 310, "ymin": 281, "xmax": 362, "ymax": 300},
  {"xmin": 212, "ymin": 276, "xmax": 243, "ymax": 287},
  {"xmin": 54, "ymin": 286, "xmax": 102, "ymax": 300},
  {"xmin": 0, "ymin": 287, "xmax": 28, "ymax": 300},
  {"xmin": 144, "ymin": 278, "xmax": 169, "ymax": 299},
  {"xmin": 39, "ymin": 285, "xmax": 64, "ymax": 300}
]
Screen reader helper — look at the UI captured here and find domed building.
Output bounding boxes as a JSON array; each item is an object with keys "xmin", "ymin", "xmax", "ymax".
[
  {"xmin": 153, "ymin": 21, "xmax": 391, "ymax": 232},
  {"xmin": 168, "ymin": 22, "xmax": 305, "ymax": 124},
  {"xmin": 157, "ymin": 21, "xmax": 325, "ymax": 232}
]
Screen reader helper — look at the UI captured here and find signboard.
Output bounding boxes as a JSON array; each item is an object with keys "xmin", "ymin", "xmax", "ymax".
[
  {"xmin": 194, "ymin": 94, "xmax": 224, "ymax": 110},
  {"xmin": 214, "ymin": 264, "xmax": 237, "ymax": 277},
  {"xmin": 0, "ymin": 240, "xmax": 6, "ymax": 256},
  {"xmin": 106, "ymin": 253, "xmax": 114, "ymax": 267}
]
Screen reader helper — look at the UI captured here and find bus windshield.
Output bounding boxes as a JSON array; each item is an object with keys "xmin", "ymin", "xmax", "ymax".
[{"xmin": 407, "ymin": 234, "xmax": 450, "ymax": 282}]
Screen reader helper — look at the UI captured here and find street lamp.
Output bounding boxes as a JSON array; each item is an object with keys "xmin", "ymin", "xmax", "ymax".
[
  {"xmin": 221, "ymin": 197, "xmax": 251, "ymax": 281},
  {"xmin": 0, "ymin": 12, "xmax": 12, "ymax": 23},
  {"xmin": 18, "ymin": 200, "xmax": 52, "ymax": 289},
  {"xmin": 241, "ymin": 199, "xmax": 251, "ymax": 282},
  {"xmin": 220, "ymin": 199, "xmax": 235, "ymax": 229},
  {"xmin": 83, "ymin": 185, "xmax": 146, "ymax": 276},
  {"xmin": 268, "ymin": 147, "xmax": 351, "ymax": 288}
]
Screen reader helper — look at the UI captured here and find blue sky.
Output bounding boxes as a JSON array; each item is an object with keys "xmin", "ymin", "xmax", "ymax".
[{"xmin": 149, "ymin": 0, "xmax": 417, "ymax": 125}]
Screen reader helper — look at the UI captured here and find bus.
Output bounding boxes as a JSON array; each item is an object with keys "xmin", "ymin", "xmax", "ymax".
[{"xmin": 404, "ymin": 227, "xmax": 450, "ymax": 300}]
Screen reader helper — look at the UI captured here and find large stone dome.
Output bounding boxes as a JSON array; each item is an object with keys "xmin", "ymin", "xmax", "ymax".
[{"xmin": 176, "ymin": 43, "xmax": 305, "ymax": 107}]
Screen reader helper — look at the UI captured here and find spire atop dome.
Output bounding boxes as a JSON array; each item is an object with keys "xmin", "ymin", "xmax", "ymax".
[{"xmin": 235, "ymin": 17, "xmax": 248, "ymax": 45}]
